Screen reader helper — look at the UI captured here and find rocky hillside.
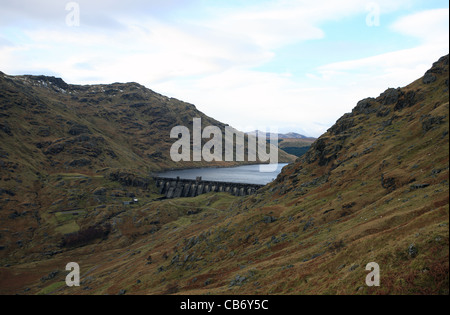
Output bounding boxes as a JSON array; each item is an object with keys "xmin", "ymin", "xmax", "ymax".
[
  {"xmin": 250, "ymin": 54, "xmax": 449, "ymax": 293},
  {"xmin": 0, "ymin": 55, "xmax": 447, "ymax": 295},
  {"xmin": 0, "ymin": 73, "xmax": 295, "ymax": 264},
  {"xmin": 0, "ymin": 72, "xmax": 294, "ymax": 176}
]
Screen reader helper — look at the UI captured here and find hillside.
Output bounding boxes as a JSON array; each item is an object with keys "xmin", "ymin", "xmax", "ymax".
[
  {"xmin": 249, "ymin": 131, "xmax": 315, "ymax": 140},
  {"xmin": 0, "ymin": 72, "xmax": 295, "ymax": 266},
  {"xmin": 0, "ymin": 55, "xmax": 448, "ymax": 295},
  {"xmin": 0, "ymin": 72, "xmax": 295, "ymax": 175},
  {"xmin": 278, "ymin": 137, "xmax": 316, "ymax": 157},
  {"xmin": 248, "ymin": 131, "xmax": 317, "ymax": 157}
]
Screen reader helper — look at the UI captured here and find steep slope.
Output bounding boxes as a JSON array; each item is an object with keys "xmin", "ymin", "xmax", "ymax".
[
  {"xmin": 0, "ymin": 55, "xmax": 448, "ymax": 295},
  {"xmin": 0, "ymin": 72, "xmax": 295, "ymax": 176},
  {"xmin": 248, "ymin": 54, "xmax": 449, "ymax": 294}
]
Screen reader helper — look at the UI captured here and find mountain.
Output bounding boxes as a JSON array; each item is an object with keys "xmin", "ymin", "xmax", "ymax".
[
  {"xmin": 253, "ymin": 54, "xmax": 449, "ymax": 294},
  {"xmin": 0, "ymin": 72, "xmax": 295, "ymax": 174},
  {"xmin": 0, "ymin": 55, "xmax": 448, "ymax": 295},
  {"xmin": 0, "ymin": 72, "xmax": 296, "ymax": 270},
  {"xmin": 248, "ymin": 131, "xmax": 315, "ymax": 140},
  {"xmin": 248, "ymin": 131, "xmax": 317, "ymax": 157}
]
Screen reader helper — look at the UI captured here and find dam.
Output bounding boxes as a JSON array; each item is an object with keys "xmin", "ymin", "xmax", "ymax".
[{"xmin": 154, "ymin": 176, "xmax": 264, "ymax": 199}]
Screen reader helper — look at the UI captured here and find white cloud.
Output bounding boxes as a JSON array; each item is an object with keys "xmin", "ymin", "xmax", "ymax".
[
  {"xmin": 152, "ymin": 7, "xmax": 449, "ymax": 137},
  {"xmin": 391, "ymin": 8, "xmax": 449, "ymax": 43},
  {"xmin": 316, "ymin": 8, "xmax": 449, "ymax": 96},
  {"xmin": 1, "ymin": 17, "xmax": 269, "ymax": 83},
  {"xmin": 152, "ymin": 68, "xmax": 367, "ymax": 137},
  {"xmin": 190, "ymin": 0, "xmax": 390, "ymax": 50}
]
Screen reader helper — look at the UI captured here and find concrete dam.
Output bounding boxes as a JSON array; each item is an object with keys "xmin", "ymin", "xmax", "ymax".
[{"xmin": 154, "ymin": 177, "xmax": 264, "ymax": 199}]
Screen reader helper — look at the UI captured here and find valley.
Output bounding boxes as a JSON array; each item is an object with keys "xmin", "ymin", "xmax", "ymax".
[{"xmin": 0, "ymin": 55, "xmax": 448, "ymax": 295}]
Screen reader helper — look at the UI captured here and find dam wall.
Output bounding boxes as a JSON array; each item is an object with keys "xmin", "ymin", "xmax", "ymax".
[{"xmin": 154, "ymin": 177, "xmax": 264, "ymax": 199}]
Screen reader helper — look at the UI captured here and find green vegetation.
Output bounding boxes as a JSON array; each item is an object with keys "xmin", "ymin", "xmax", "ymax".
[
  {"xmin": 281, "ymin": 146, "xmax": 310, "ymax": 157},
  {"xmin": 278, "ymin": 137, "xmax": 315, "ymax": 157},
  {"xmin": 37, "ymin": 281, "xmax": 66, "ymax": 295}
]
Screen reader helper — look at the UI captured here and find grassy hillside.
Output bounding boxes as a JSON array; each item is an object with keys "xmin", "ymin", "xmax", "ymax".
[
  {"xmin": 0, "ymin": 55, "xmax": 448, "ymax": 295},
  {"xmin": 278, "ymin": 138, "xmax": 316, "ymax": 157},
  {"xmin": 0, "ymin": 72, "xmax": 295, "ymax": 265},
  {"xmin": 0, "ymin": 72, "xmax": 295, "ymax": 175}
]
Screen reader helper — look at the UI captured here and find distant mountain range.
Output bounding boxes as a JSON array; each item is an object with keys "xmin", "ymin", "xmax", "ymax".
[
  {"xmin": 247, "ymin": 131, "xmax": 316, "ymax": 140},
  {"xmin": 247, "ymin": 131, "xmax": 317, "ymax": 158}
]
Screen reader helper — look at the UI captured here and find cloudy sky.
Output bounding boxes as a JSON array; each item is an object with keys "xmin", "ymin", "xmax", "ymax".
[{"xmin": 0, "ymin": 0, "xmax": 448, "ymax": 137}]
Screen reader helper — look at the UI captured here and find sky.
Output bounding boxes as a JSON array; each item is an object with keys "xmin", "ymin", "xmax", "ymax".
[{"xmin": 0, "ymin": 0, "xmax": 448, "ymax": 137}]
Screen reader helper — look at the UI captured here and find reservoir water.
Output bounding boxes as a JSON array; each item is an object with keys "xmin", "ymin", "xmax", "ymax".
[{"xmin": 156, "ymin": 163, "xmax": 289, "ymax": 185}]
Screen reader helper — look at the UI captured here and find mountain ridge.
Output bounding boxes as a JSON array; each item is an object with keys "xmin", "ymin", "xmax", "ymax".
[
  {"xmin": 0, "ymin": 71, "xmax": 295, "ymax": 267},
  {"xmin": 0, "ymin": 71, "xmax": 296, "ymax": 174},
  {"xmin": 248, "ymin": 131, "xmax": 316, "ymax": 140}
]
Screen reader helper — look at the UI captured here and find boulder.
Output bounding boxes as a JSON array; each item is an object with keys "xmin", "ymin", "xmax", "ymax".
[
  {"xmin": 263, "ymin": 216, "xmax": 277, "ymax": 224},
  {"xmin": 69, "ymin": 158, "xmax": 91, "ymax": 167},
  {"xmin": 0, "ymin": 123, "xmax": 12, "ymax": 136},
  {"xmin": 93, "ymin": 187, "xmax": 107, "ymax": 196},
  {"xmin": 408, "ymin": 244, "xmax": 418, "ymax": 258},
  {"xmin": 423, "ymin": 73, "xmax": 437, "ymax": 84}
]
